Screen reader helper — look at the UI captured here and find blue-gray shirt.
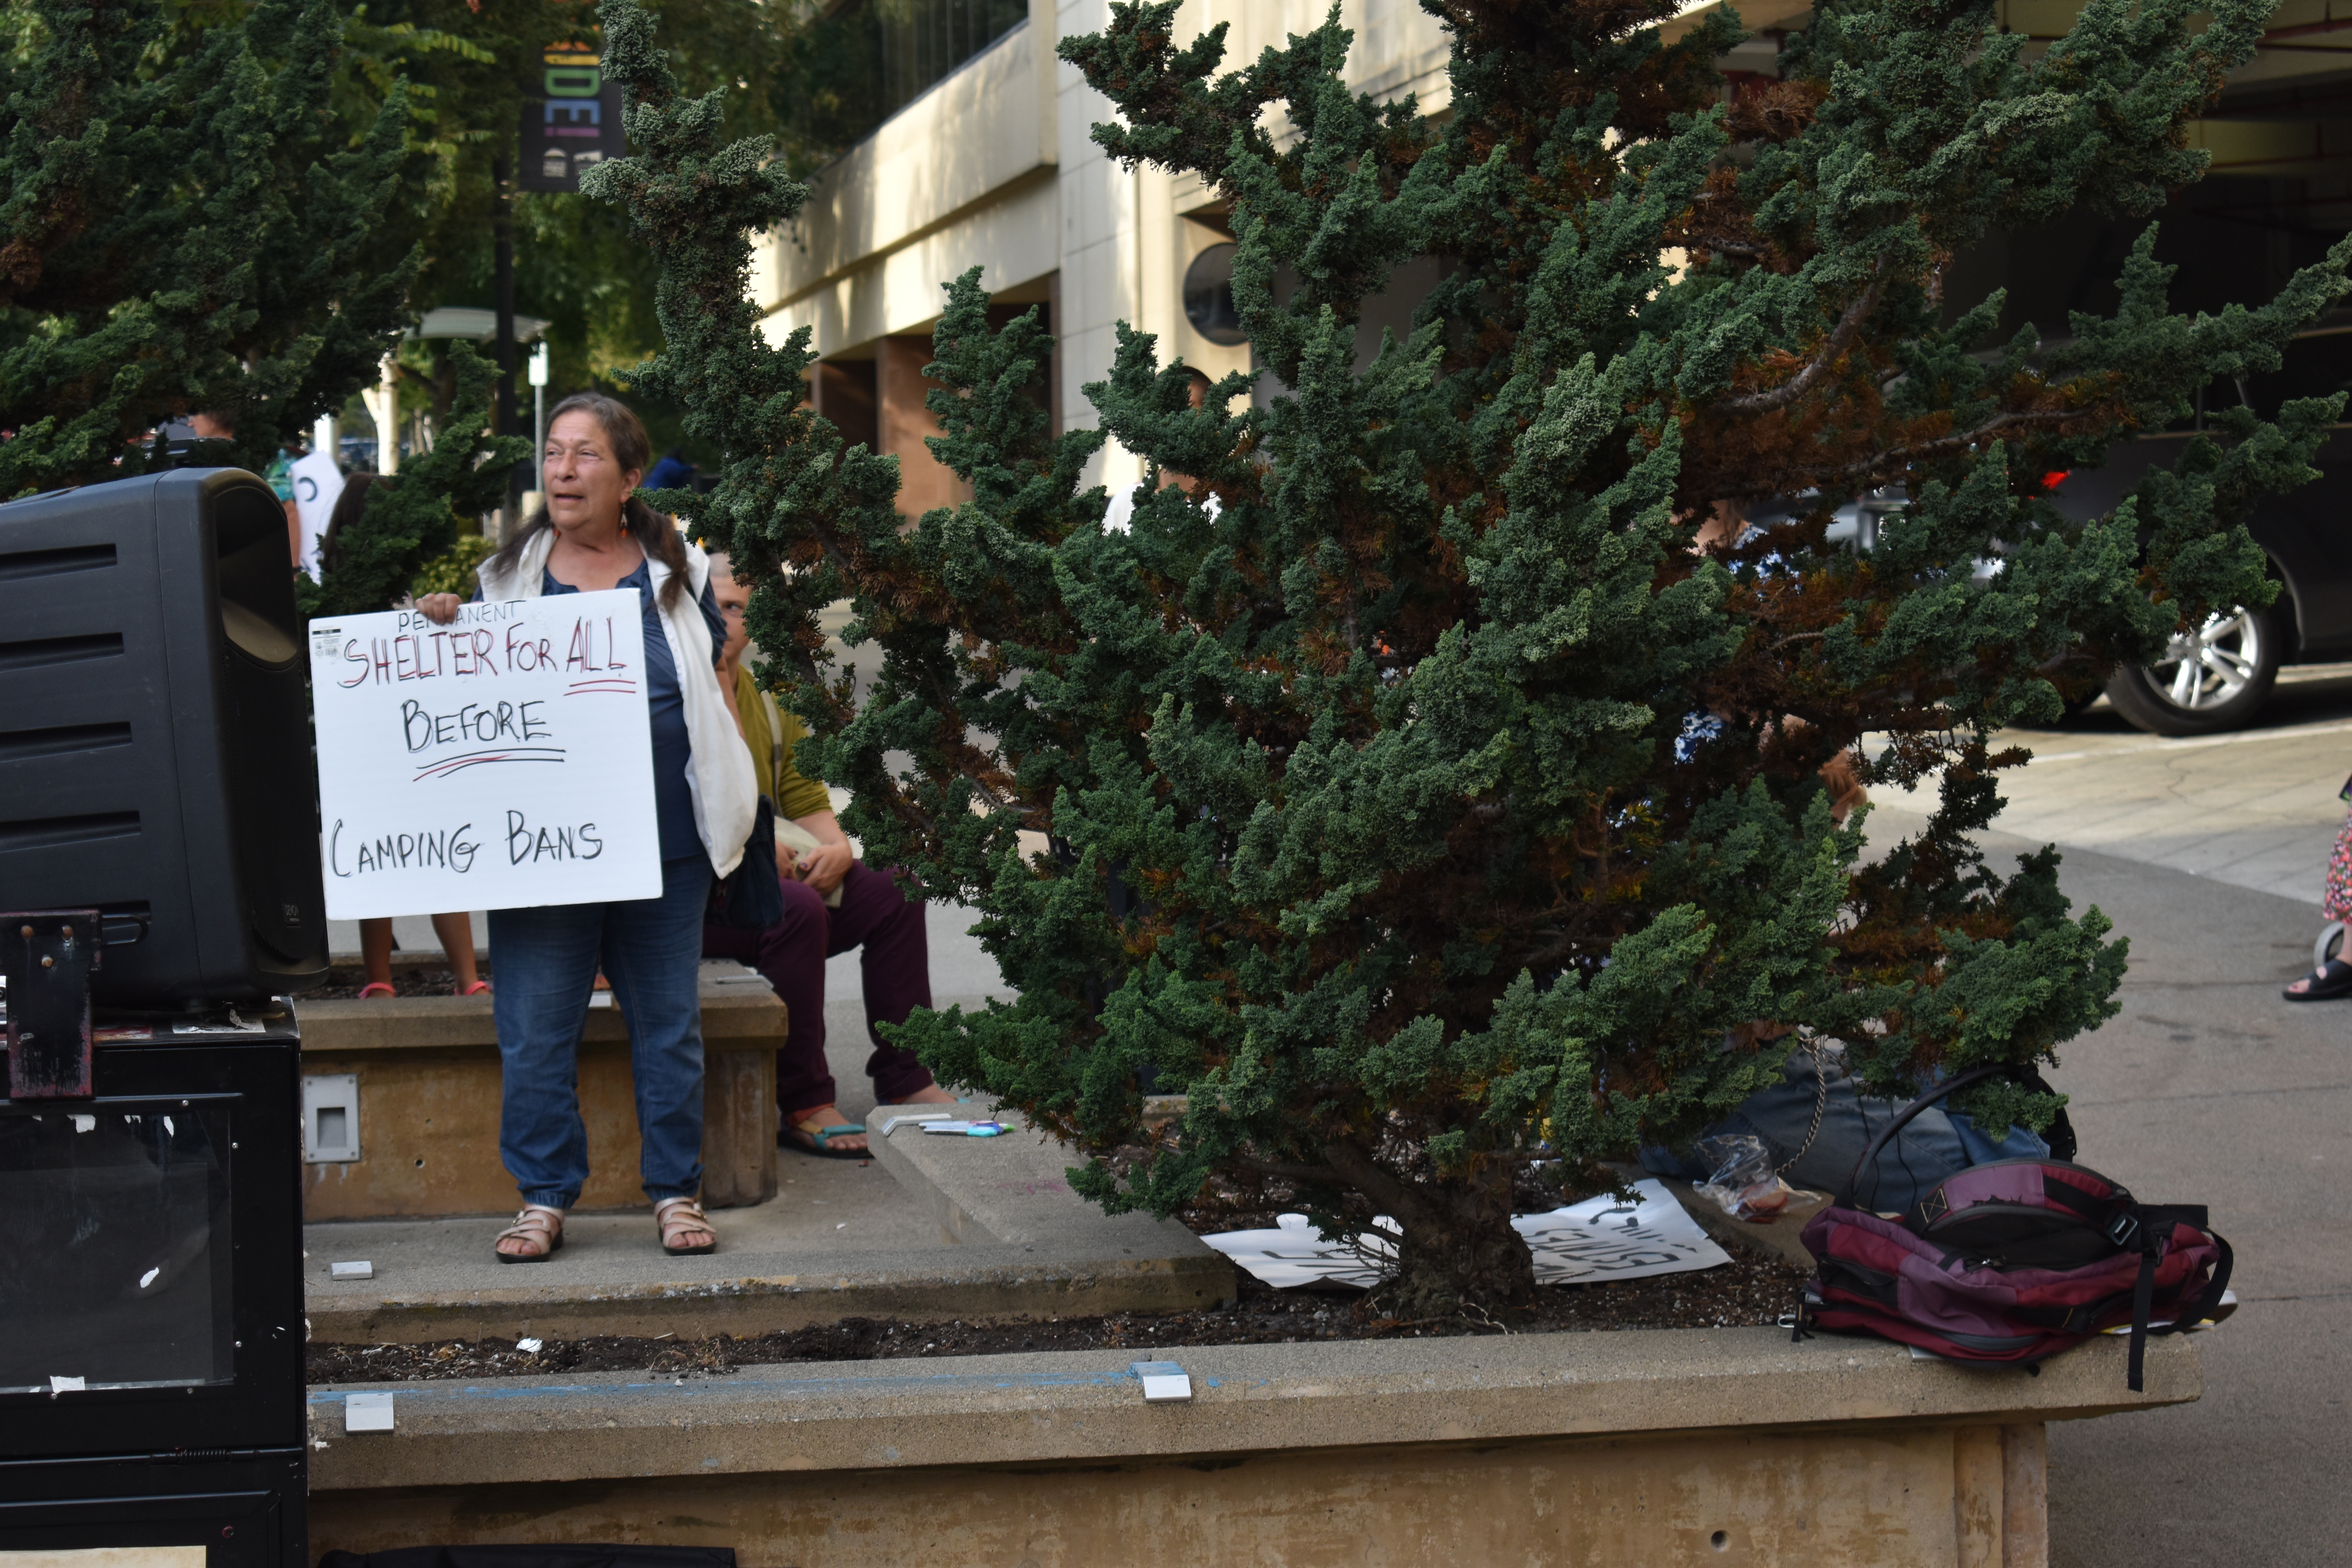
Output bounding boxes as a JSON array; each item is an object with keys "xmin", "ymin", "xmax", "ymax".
[{"xmin": 537, "ymin": 561, "xmax": 727, "ymax": 863}]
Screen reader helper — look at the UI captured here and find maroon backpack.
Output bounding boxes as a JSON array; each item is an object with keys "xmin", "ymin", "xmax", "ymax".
[{"xmin": 1794, "ymin": 1067, "xmax": 2232, "ymax": 1391}]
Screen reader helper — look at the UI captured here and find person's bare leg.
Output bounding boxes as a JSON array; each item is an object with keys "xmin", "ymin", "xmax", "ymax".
[
  {"xmin": 432, "ymin": 911, "xmax": 482, "ymax": 992},
  {"xmin": 358, "ymin": 918, "xmax": 395, "ymax": 992},
  {"xmin": 885, "ymin": 1084, "xmax": 956, "ymax": 1107}
]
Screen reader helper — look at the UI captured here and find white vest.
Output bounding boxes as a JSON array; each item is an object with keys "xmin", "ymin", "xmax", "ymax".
[{"xmin": 477, "ymin": 526, "xmax": 757, "ymax": 879}]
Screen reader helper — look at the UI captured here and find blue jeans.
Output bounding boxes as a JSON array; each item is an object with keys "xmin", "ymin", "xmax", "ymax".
[
  {"xmin": 1641, "ymin": 1046, "xmax": 2050, "ymax": 1213},
  {"xmin": 488, "ymin": 855, "xmax": 713, "ymax": 1209}
]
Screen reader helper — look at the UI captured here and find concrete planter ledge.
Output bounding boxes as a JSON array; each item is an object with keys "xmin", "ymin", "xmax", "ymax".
[
  {"xmin": 307, "ymin": 1328, "xmax": 2197, "ymax": 1565},
  {"xmin": 296, "ymin": 966, "xmax": 784, "ymax": 1217},
  {"xmin": 307, "ymin": 1328, "xmax": 2196, "ymax": 1486}
]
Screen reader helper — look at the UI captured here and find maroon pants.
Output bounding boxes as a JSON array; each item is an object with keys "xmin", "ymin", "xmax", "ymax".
[{"xmin": 701, "ymin": 863, "xmax": 937, "ymax": 1116}]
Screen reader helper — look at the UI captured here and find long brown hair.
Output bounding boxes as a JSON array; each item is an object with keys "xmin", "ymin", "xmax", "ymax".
[{"xmin": 485, "ymin": 391, "xmax": 689, "ymax": 610}]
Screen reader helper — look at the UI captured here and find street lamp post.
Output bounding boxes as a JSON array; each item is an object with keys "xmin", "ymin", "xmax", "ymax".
[{"xmin": 529, "ymin": 341, "xmax": 549, "ymax": 496}]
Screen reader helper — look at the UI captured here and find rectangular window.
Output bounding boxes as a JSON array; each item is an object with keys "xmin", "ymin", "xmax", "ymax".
[{"xmin": 813, "ymin": 0, "xmax": 1029, "ymax": 152}]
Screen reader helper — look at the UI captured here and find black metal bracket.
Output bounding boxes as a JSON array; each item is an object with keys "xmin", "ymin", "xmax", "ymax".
[{"xmin": 4, "ymin": 908, "xmax": 102, "ymax": 1098}]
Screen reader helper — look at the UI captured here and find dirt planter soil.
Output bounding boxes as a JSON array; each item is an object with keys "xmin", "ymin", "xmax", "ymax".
[{"xmin": 306, "ymin": 1252, "xmax": 1811, "ymax": 1384}]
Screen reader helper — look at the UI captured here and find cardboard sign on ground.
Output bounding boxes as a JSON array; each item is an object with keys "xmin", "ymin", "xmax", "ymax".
[{"xmin": 308, "ymin": 592, "xmax": 660, "ymax": 919}]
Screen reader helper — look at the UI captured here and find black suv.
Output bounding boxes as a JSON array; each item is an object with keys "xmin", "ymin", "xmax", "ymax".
[{"xmin": 2051, "ymin": 432, "xmax": 2352, "ymax": 735}]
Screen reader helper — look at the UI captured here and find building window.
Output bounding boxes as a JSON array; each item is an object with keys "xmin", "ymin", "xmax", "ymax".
[{"xmin": 813, "ymin": 0, "xmax": 1027, "ymax": 150}]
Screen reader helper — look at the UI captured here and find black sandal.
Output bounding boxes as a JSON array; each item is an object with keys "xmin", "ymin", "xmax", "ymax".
[{"xmin": 2285, "ymin": 957, "xmax": 2352, "ymax": 1002}]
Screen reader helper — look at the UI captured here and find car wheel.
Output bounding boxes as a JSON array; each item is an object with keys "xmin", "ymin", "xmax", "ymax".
[{"xmin": 2103, "ymin": 602, "xmax": 2282, "ymax": 736}]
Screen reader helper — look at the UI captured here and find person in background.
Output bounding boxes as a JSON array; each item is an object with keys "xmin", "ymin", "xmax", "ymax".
[
  {"xmin": 415, "ymin": 393, "xmax": 754, "ymax": 1261},
  {"xmin": 313, "ymin": 469, "xmax": 384, "ymax": 579},
  {"xmin": 1691, "ymin": 495, "xmax": 1869, "ymax": 821},
  {"xmin": 319, "ymin": 476, "xmax": 488, "ymax": 999},
  {"xmin": 644, "ymin": 446, "xmax": 695, "ymax": 492},
  {"xmin": 699, "ymin": 552, "xmax": 955, "ymax": 1156},
  {"xmin": 289, "ymin": 437, "xmax": 344, "ymax": 574},
  {"xmin": 2286, "ymin": 783, "xmax": 2352, "ymax": 999},
  {"xmin": 185, "ymin": 409, "xmax": 312, "ymax": 564}
]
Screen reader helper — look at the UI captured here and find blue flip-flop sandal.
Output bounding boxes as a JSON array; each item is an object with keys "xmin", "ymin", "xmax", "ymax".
[{"xmin": 782, "ymin": 1117, "xmax": 868, "ymax": 1158}]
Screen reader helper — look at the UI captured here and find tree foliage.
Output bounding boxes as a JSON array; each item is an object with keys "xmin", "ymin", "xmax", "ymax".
[
  {"xmin": 0, "ymin": 0, "xmax": 420, "ymax": 492},
  {"xmin": 347, "ymin": 0, "xmax": 863, "ymax": 439},
  {"xmin": 298, "ymin": 341, "xmax": 527, "ymax": 617},
  {"xmin": 591, "ymin": 0, "xmax": 2348, "ymax": 1312}
]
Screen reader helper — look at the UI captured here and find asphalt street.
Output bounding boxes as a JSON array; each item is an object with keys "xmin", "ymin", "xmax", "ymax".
[{"xmin": 1872, "ymin": 668, "xmax": 2352, "ymax": 1567}]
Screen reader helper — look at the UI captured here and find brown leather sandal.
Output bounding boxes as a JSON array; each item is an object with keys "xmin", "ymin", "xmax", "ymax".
[
  {"xmin": 654, "ymin": 1196, "xmax": 716, "ymax": 1256},
  {"xmin": 493, "ymin": 1204, "xmax": 564, "ymax": 1263}
]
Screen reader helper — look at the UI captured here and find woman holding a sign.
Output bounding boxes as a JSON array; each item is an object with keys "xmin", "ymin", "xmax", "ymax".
[{"xmin": 416, "ymin": 393, "xmax": 753, "ymax": 1261}]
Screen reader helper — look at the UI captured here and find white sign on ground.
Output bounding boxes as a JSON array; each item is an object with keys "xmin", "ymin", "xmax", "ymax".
[
  {"xmin": 1201, "ymin": 1178, "xmax": 1731, "ymax": 1290},
  {"xmin": 308, "ymin": 592, "xmax": 660, "ymax": 920}
]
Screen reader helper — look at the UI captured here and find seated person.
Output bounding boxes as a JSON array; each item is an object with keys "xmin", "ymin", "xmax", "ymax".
[
  {"xmin": 699, "ymin": 554, "xmax": 955, "ymax": 1154},
  {"xmin": 1642, "ymin": 1040, "xmax": 2053, "ymax": 1214}
]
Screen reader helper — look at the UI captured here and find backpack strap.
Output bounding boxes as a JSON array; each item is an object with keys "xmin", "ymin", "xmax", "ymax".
[
  {"xmin": 2121, "ymin": 1214, "xmax": 2232, "ymax": 1393},
  {"xmin": 2125, "ymin": 1246, "xmax": 2159, "ymax": 1393},
  {"xmin": 1840, "ymin": 1064, "xmax": 2006, "ymax": 1210}
]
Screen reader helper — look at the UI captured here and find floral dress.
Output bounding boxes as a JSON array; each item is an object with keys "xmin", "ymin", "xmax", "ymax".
[{"xmin": 2327, "ymin": 806, "xmax": 2352, "ymax": 922}]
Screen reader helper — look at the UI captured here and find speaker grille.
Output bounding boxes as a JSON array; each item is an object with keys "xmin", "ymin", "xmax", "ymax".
[
  {"xmin": 0, "ymin": 542, "xmax": 116, "ymax": 581},
  {"xmin": 0, "ymin": 811, "xmax": 141, "ymax": 854},
  {"xmin": 0, "ymin": 632, "xmax": 123, "ymax": 671},
  {"xmin": 0, "ymin": 722, "xmax": 133, "ymax": 762}
]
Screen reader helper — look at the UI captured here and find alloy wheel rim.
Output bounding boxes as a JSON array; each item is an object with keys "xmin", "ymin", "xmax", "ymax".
[{"xmin": 2149, "ymin": 606, "xmax": 2262, "ymax": 712}]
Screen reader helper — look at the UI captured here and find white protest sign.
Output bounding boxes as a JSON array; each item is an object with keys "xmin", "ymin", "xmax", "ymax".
[{"xmin": 307, "ymin": 592, "xmax": 662, "ymax": 919}]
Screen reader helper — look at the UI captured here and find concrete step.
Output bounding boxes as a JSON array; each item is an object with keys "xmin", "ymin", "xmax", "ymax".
[{"xmin": 306, "ymin": 1096, "xmax": 1235, "ymax": 1342}]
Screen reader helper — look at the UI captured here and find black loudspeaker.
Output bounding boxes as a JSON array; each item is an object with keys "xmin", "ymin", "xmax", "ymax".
[
  {"xmin": 0, "ymin": 1030, "xmax": 309, "ymax": 1567},
  {"xmin": 0, "ymin": 470, "xmax": 327, "ymax": 1006}
]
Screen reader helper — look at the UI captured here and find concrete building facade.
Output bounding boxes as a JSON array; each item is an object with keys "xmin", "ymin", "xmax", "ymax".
[
  {"xmin": 752, "ymin": 0, "xmax": 2352, "ymax": 516},
  {"xmin": 751, "ymin": 0, "xmax": 1472, "ymax": 510}
]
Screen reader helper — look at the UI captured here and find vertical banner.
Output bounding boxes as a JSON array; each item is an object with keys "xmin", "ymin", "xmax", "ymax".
[{"xmin": 520, "ymin": 40, "xmax": 626, "ymax": 193}]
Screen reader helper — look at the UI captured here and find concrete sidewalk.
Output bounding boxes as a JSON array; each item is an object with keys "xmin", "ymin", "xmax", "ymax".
[
  {"xmin": 1875, "ymin": 662, "xmax": 2352, "ymax": 909},
  {"xmin": 1865, "ymin": 802, "xmax": 2351, "ymax": 1566}
]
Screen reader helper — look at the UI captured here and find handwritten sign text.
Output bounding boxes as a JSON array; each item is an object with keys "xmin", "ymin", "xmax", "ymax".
[{"xmin": 309, "ymin": 592, "xmax": 661, "ymax": 919}]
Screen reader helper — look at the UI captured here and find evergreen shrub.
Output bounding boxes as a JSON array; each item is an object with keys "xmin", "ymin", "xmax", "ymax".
[
  {"xmin": 0, "ymin": 0, "xmax": 421, "ymax": 493},
  {"xmin": 590, "ymin": 0, "xmax": 2346, "ymax": 1310}
]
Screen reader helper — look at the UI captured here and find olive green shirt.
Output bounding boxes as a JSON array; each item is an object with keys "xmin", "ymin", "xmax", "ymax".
[{"xmin": 734, "ymin": 663, "xmax": 835, "ymax": 822}]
